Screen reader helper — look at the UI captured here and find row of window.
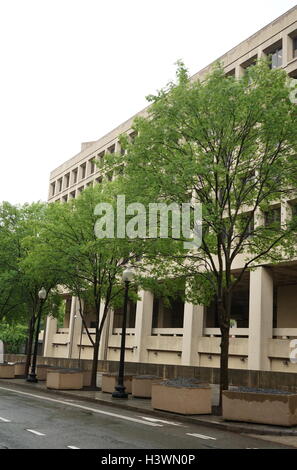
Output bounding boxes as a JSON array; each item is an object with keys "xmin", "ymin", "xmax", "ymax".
[
  {"xmin": 227, "ymin": 33, "xmax": 297, "ymax": 77},
  {"xmin": 50, "ymin": 131, "xmax": 138, "ymax": 198}
]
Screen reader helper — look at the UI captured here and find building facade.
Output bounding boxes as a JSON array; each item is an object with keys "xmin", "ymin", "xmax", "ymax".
[{"xmin": 44, "ymin": 6, "xmax": 297, "ymax": 373}]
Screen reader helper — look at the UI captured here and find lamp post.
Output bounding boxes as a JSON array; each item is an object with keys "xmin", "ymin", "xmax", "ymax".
[
  {"xmin": 27, "ymin": 287, "xmax": 47, "ymax": 383},
  {"xmin": 112, "ymin": 268, "xmax": 134, "ymax": 398}
]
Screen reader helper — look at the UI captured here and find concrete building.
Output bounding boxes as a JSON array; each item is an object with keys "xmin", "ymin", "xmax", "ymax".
[{"xmin": 45, "ymin": 6, "xmax": 297, "ymax": 373}]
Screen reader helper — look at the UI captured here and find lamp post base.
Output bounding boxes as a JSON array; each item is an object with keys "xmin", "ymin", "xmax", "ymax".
[
  {"xmin": 26, "ymin": 373, "xmax": 38, "ymax": 383},
  {"xmin": 112, "ymin": 385, "xmax": 128, "ymax": 399}
]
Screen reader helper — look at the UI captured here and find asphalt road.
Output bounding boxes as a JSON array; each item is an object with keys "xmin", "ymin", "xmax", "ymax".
[{"xmin": 0, "ymin": 384, "xmax": 292, "ymax": 449}]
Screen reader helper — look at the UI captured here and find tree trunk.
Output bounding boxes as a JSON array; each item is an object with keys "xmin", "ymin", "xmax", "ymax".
[
  {"xmin": 90, "ymin": 333, "xmax": 100, "ymax": 389},
  {"xmin": 219, "ymin": 325, "xmax": 230, "ymax": 412},
  {"xmin": 25, "ymin": 314, "xmax": 35, "ymax": 377}
]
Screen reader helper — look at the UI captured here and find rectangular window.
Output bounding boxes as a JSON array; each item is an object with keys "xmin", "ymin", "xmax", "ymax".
[
  {"xmin": 98, "ymin": 151, "xmax": 105, "ymax": 167},
  {"xmin": 78, "ymin": 186, "xmax": 84, "ymax": 194},
  {"xmin": 51, "ymin": 182, "xmax": 56, "ymax": 196},
  {"xmin": 87, "ymin": 181, "xmax": 93, "ymax": 187},
  {"xmin": 62, "ymin": 195, "xmax": 68, "ymax": 203},
  {"xmin": 58, "ymin": 178, "xmax": 63, "ymax": 192},
  {"xmin": 80, "ymin": 163, "xmax": 86, "ymax": 179},
  {"xmin": 69, "ymin": 191, "xmax": 76, "ymax": 199},
  {"xmin": 95, "ymin": 176, "xmax": 102, "ymax": 184},
  {"xmin": 72, "ymin": 168, "xmax": 78, "ymax": 184},
  {"xmin": 64, "ymin": 173, "xmax": 70, "ymax": 189},
  {"xmin": 89, "ymin": 159, "xmax": 95, "ymax": 174},
  {"xmin": 107, "ymin": 144, "xmax": 115, "ymax": 154},
  {"xmin": 264, "ymin": 207, "xmax": 281, "ymax": 229},
  {"xmin": 270, "ymin": 47, "xmax": 282, "ymax": 69},
  {"xmin": 294, "ymin": 37, "xmax": 297, "ymax": 58},
  {"xmin": 291, "ymin": 204, "xmax": 297, "ymax": 218}
]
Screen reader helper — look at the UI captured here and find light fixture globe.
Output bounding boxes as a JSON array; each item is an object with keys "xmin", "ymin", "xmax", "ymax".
[
  {"xmin": 38, "ymin": 287, "xmax": 47, "ymax": 300},
  {"xmin": 122, "ymin": 268, "xmax": 134, "ymax": 283}
]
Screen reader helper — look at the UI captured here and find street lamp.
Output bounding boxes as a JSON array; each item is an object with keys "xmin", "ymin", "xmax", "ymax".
[
  {"xmin": 112, "ymin": 268, "xmax": 134, "ymax": 398},
  {"xmin": 27, "ymin": 287, "xmax": 47, "ymax": 383}
]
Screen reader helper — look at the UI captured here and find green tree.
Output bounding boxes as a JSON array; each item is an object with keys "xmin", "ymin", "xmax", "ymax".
[
  {"xmin": 111, "ymin": 61, "xmax": 297, "ymax": 410},
  {"xmin": 43, "ymin": 184, "xmax": 142, "ymax": 388}
]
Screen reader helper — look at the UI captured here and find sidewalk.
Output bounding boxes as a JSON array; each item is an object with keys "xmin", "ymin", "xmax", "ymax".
[{"xmin": 1, "ymin": 376, "xmax": 297, "ymax": 437}]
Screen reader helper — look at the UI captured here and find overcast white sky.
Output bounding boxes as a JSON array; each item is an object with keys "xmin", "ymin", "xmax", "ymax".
[{"xmin": 0, "ymin": 0, "xmax": 296, "ymax": 204}]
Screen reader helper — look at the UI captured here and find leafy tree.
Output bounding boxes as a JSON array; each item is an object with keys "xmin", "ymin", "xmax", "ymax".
[
  {"xmin": 110, "ymin": 61, "xmax": 297, "ymax": 409},
  {"xmin": 42, "ymin": 184, "xmax": 142, "ymax": 388}
]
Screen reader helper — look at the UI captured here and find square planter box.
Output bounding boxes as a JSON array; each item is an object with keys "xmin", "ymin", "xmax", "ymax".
[
  {"xmin": 102, "ymin": 372, "xmax": 133, "ymax": 394},
  {"xmin": 223, "ymin": 390, "xmax": 297, "ymax": 427},
  {"xmin": 152, "ymin": 379, "xmax": 212, "ymax": 415},
  {"xmin": 14, "ymin": 362, "xmax": 26, "ymax": 378},
  {"xmin": 132, "ymin": 375, "xmax": 163, "ymax": 398},
  {"xmin": 0, "ymin": 364, "xmax": 15, "ymax": 379},
  {"xmin": 46, "ymin": 369, "xmax": 84, "ymax": 390}
]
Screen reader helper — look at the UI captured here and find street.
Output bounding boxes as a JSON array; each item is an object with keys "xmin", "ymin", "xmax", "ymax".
[{"xmin": 0, "ymin": 385, "xmax": 293, "ymax": 449}]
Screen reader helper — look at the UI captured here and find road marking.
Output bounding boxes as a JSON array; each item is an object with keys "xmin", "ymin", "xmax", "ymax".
[
  {"xmin": 26, "ymin": 429, "xmax": 46, "ymax": 436},
  {"xmin": 67, "ymin": 446, "xmax": 80, "ymax": 449},
  {"xmin": 140, "ymin": 417, "xmax": 182, "ymax": 426},
  {"xmin": 186, "ymin": 433, "xmax": 216, "ymax": 440},
  {"xmin": 0, "ymin": 417, "xmax": 11, "ymax": 423},
  {"xmin": 0, "ymin": 386, "xmax": 163, "ymax": 428}
]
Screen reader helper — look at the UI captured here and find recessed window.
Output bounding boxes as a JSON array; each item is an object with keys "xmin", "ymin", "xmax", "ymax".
[
  {"xmin": 51, "ymin": 182, "xmax": 56, "ymax": 196},
  {"xmin": 69, "ymin": 191, "xmax": 76, "ymax": 199},
  {"xmin": 240, "ymin": 55, "xmax": 257, "ymax": 71},
  {"xmin": 64, "ymin": 173, "xmax": 70, "ymax": 189},
  {"xmin": 225, "ymin": 68, "xmax": 235, "ymax": 77},
  {"xmin": 86, "ymin": 181, "xmax": 93, "ymax": 187},
  {"xmin": 80, "ymin": 163, "xmax": 86, "ymax": 180},
  {"xmin": 264, "ymin": 207, "xmax": 281, "ymax": 229},
  {"xmin": 58, "ymin": 178, "xmax": 63, "ymax": 192},
  {"xmin": 62, "ymin": 195, "xmax": 68, "ymax": 203},
  {"xmin": 107, "ymin": 144, "xmax": 115, "ymax": 154},
  {"xmin": 95, "ymin": 176, "xmax": 102, "ymax": 184},
  {"xmin": 72, "ymin": 168, "xmax": 78, "ymax": 184},
  {"xmin": 78, "ymin": 186, "xmax": 84, "ymax": 194},
  {"xmin": 89, "ymin": 159, "xmax": 96, "ymax": 175},
  {"xmin": 98, "ymin": 151, "xmax": 105, "ymax": 167},
  {"xmin": 293, "ymin": 37, "xmax": 297, "ymax": 58}
]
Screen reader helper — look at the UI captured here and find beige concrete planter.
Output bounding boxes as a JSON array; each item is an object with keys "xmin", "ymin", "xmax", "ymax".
[
  {"xmin": 132, "ymin": 375, "xmax": 162, "ymax": 398},
  {"xmin": 223, "ymin": 390, "xmax": 297, "ymax": 426},
  {"xmin": 46, "ymin": 369, "xmax": 84, "ymax": 390},
  {"xmin": 13, "ymin": 362, "xmax": 26, "ymax": 377},
  {"xmin": 0, "ymin": 364, "xmax": 15, "ymax": 379},
  {"xmin": 82, "ymin": 370, "xmax": 92, "ymax": 387},
  {"xmin": 102, "ymin": 372, "xmax": 133, "ymax": 394},
  {"xmin": 152, "ymin": 379, "xmax": 212, "ymax": 415}
]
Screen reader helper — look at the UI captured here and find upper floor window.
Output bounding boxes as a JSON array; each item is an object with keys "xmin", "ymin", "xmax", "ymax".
[
  {"xmin": 264, "ymin": 207, "xmax": 281, "ymax": 229},
  {"xmin": 80, "ymin": 163, "xmax": 86, "ymax": 180},
  {"xmin": 58, "ymin": 178, "xmax": 63, "ymax": 192},
  {"xmin": 107, "ymin": 144, "xmax": 115, "ymax": 154},
  {"xmin": 51, "ymin": 182, "xmax": 56, "ymax": 196},
  {"xmin": 89, "ymin": 159, "xmax": 95, "ymax": 174},
  {"xmin": 269, "ymin": 47, "xmax": 283, "ymax": 69},
  {"xmin": 293, "ymin": 37, "xmax": 297, "ymax": 58},
  {"xmin": 72, "ymin": 168, "xmax": 78, "ymax": 184},
  {"xmin": 64, "ymin": 173, "xmax": 70, "ymax": 189}
]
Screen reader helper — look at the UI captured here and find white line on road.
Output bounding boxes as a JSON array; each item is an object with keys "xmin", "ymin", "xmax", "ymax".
[
  {"xmin": 0, "ymin": 386, "xmax": 163, "ymax": 428},
  {"xmin": 0, "ymin": 417, "xmax": 11, "ymax": 423},
  {"xmin": 26, "ymin": 429, "xmax": 46, "ymax": 436},
  {"xmin": 186, "ymin": 433, "xmax": 217, "ymax": 440},
  {"xmin": 67, "ymin": 446, "xmax": 80, "ymax": 449},
  {"xmin": 140, "ymin": 417, "xmax": 183, "ymax": 426}
]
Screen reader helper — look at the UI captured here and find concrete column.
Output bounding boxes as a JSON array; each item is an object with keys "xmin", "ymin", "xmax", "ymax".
[
  {"xmin": 43, "ymin": 315, "xmax": 57, "ymax": 357},
  {"xmin": 282, "ymin": 33, "xmax": 292, "ymax": 66},
  {"xmin": 181, "ymin": 303, "xmax": 204, "ymax": 366},
  {"xmin": 248, "ymin": 267, "xmax": 273, "ymax": 371},
  {"xmin": 235, "ymin": 64, "xmax": 245, "ymax": 78},
  {"xmin": 133, "ymin": 290, "xmax": 154, "ymax": 363},
  {"xmin": 68, "ymin": 297, "xmax": 83, "ymax": 359}
]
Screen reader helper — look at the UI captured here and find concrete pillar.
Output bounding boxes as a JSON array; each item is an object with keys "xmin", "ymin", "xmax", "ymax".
[
  {"xmin": 68, "ymin": 297, "xmax": 83, "ymax": 359},
  {"xmin": 133, "ymin": 290, "xmax": 154, "ymax": 363},
  {"xmin": 181, "ymin": 303, "xmax": 204, "ymax": 366},
  {"xmin": 282, "ymin": 33, "xmax": 292, "ymax": 66},
  {"xmin": 248, "ymin": 267, "xmax": 273, "ymax": 371},
  {"xmin": 235, "ymin": 64, "xmax": 245, "ymax": 78},
  {"xmin": 43, "ymin": 315, "xmax": 57, "ymax": 357}
]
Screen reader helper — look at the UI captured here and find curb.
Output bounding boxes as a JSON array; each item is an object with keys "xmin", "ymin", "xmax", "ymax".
[{"xmin": 0, "ymin": 378, "xmax": 297, "ymax": 437}]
